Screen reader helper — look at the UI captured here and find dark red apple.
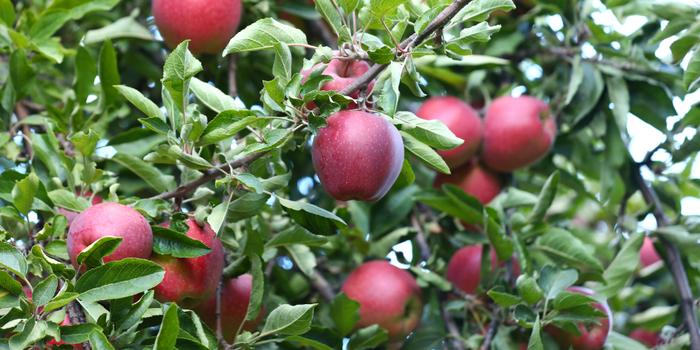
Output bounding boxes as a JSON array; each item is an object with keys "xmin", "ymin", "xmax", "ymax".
[
  {"xmin": 152, "ymin": 219, "xmax": 224, "ymax": 308},
  {"xmin": 481, "ymin": 96, "xmax": 556, "ymax": 172},
  {"xmin": 152, "ymin": 0, "xmax": 243, "ymax": 54},
  {"xmin": 57, "ymin": 192, "xmax": 103, "ymax": 225},
  {"xmin": 546, "ymin": 286, "xmax": 613, "ymax": 350},
  {"xmin": 312, "ymin": 110, "xmax": 404, "ymax": 201},
  {"xmin": 67, "ymin": 202, "xmax": 153, "ymax": 267},
  {"xmin": 446, "ymin": 245, "xmax": 519, "ymax": 294},
  {"xmin": 629, "ymin": 329, "xmax": 660, "ymax": 347},
  {"xmin": 196, "ymin": 274, "xmax": 264, "ymax": 343},
  {"xmin": 301, "ymin": 58, "xmax": 374, "ymax": 109},
  {"xmin": 434, "ymin": 161, "xmax": 502, "ymax": 204},
  {"xmin": 640, "ymin": 237, "xmax": 662, "ymax": 268},
  {"xmin": 341, "ymin": 260, "xmax": 423, "ymax": 339},
  {"xmin": 416, "ymin": 96, "xmax": 483, "ymax": 168}
]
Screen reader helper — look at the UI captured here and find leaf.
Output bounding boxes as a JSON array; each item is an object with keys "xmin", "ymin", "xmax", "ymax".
[
  {"xmin": 606, "ymin": 76, "xmax": 630, "ymax": 131},
  {"xmin": 277, "ymin": 197, "xmax": 346, "ymax": 235},
  {"xmin": 394, "ymin": 111, "xmax": 463, "ymax": 150},
  {"xmin": 32, "ymin": 274, "xmax": 58, "ymax": 307},
  {"xmin": 375, "ymin": 62, "xmax": 403, "ymax": 117},
  {"xmin": 138, "ymin": 117, "xmax": 170, "ymax": 135},
  {"xmin": 606, "ymin": 332, "xmax": 649, "ymax": 350},
  {"xmin": 685, "ymin": 48, "xmax": 700, "ymax": 92},
  {"xmin": 84, "ymin": 15, "xmax": 153, "ymax": 44},
  {"xmin": 597, "ymin": 232, "xmax": 644, "ymax": 298},
  {"xmin": 74, "ymin": 47, "xmax": 97, "ymax": 104},
  {"xmin": 330, "ymin": 293, "xmax": 360, "ymax": 337},
  {"xmin": 628, "ymin": 81, "xmax": 674, "ymax": 132},
  {"xmin": 76, "ymin": 236, "xmax": 123, "ymax": 268},
  {"xmin": 516, "ymin": 275, "xmax": 544, "ymax": 305},
  {"xmin": 44, "ymin": 292, "xmax": 79, "ymax": 313},
  {"xmin": 338, "ymin": 0, "xmax": 360, "ymax": 13},
  {"xmin": 552, "ymin": 291, "xmax": 597, "ymax": 310},
  {"xmin": 199, "ymin": 110, "xmax": 257, "ymax": 145},
  {"xmin": 152, "ymin": 226, "xmax": 211, "ymax": 258},
  {"xmin": 315, "ymin": 0, "xmax": 353, "ymax": 42},
  {"xmin": 114, "ymin": 85, "xmax": 165, "ymax": 120},
  {"xmin": 369, "ymin": 0, "xmax": 407, "ymax": 16},
  {"xmin": 48, "ymin": 189, "xmax": 89, "ymax": 212},
  {"xmin": 528, "ymin": 171, "xmax": 559, "ymax": 223},
  {"xmin": 114, "ymin": 290, "xmax": 154, "ymax": 332},
  {"xmin": 265, "ymin": 226, "xmax": 328, "ymax": 248},
  {"xmin": 154, "ymin": 303, "xmax": 179, "ymax": 350},
  {"xmin": 347, "ymin": 325, "xmax": 389, "ymax": 350},
  {"xmin": 629, "ymin": 305, "xmax": 678, "ymax": 331},
  {"xmin": 70, "ymin": 129, "xmax": 100, "ymax": 157},
  {"xmin": 564, "ymin": 62, "xmax": 603, "ymax": 126},
  {"xmin": 75, "ymin": 258, "xmax": 165, "ymax": 302},
  {"xmin": 0, "ymin": 0, "xmax": 15, "ymax": 26},
  {"xmin": 112, "ymin": 153, "xmax": 176, "ymax": 193},
  {"xmin": 61, "ymin": 323, "xmax": 101, "ymax": 345},
  {"xmin": 487, "ymin": 289, "xmax": 522, "ymax": 307},
  {"xmin": 98, "ymin": 40, "xmax": 121, "ymax": 107},
  {"xmin": 0, "ymin": 241, "xmax": 27, "ymax": 278},
  {"xmin": 162, "ymin": 41, "xmax": 203, "ymax": 112},
  {"xmin": 245, "ymin": 255, "xmax": 264, "ymax": 322},
  {"xmin": 538, "ymin": 266, "xmax": 578, "ymax": 300},
  {"xmin": 190, "ymin": 78, "xmax": 245, "ymax": 113},
  {"xmin": 454, "ymin": 0, "xmax": 515, "ymax": 23},
  {"xmin": 12, "ymin": 172, "xmax": 38, "ymax": 215},
  {"xmin": 565, "ymin": 56, "xmax": 583, "ymax": 105},
  {"xmin": 536, "ymin": 229, "xmax": 604, "ymax": 274},
  {"xmin": 228, "ymin": 192, "xmax": 270, "ymax": 222},
  {"xmin": 88, "ymin": 329, "xmax": 116, "ymax": 350},
  {"xmin": 401, "ymin": 131, "xmax": 450, "ymax": 174},
  {"xmin": 0, "ymin": 270, "xmax": 22, "ymax": 295},
  {"xmin": 527, "ymin": 317, "xmax": 544, "ymax": 350},
  {"xmin": 224, "ymin": 18, "xmax": 307, "ymax": 55},
  {"xmin": 261, "ymin": 304, "xmax": 317, "ymax": 336}
]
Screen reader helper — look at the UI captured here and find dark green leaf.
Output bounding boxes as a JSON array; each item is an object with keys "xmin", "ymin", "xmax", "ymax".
[
  {"xmin": 76, "ymin": 236, "xmax": 123, "ymax": 268},
  {"xmin": 76, "ymin": 258, "xmax": 165, "ymax": 302}
]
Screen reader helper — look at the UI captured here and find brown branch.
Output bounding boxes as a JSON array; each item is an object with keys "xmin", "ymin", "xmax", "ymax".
[
  {"xmin": 411, "ymin": 209, "xmax": 431, "ymax": 263},
  {"xmin": 339, "ymin": 0, "xmax": 472, "ymax": 97},
  {"xmin": 228, "ymin": 55, "xmax": 238, "ymax": 97},
  {"xmin": 634, "ymin": 163, "xmax": 700, "ymax": 349},
  {"xmin": 215, "ymin": 279, "xmax": 230, "ymax": 349},
  {"xmin": 309, "ymin": 269, "xmax": 335, "ymax": 302},
  {"xmin": 481, "ymin": 317, "xmax": 499, "ymax": 350},
  {"xmin": 441, "ymin": 293, "xmax": 466, "ymax": 350},
  {"xmin": 307, "ymin": 19, "xmax": 337, "ymax": 49}
]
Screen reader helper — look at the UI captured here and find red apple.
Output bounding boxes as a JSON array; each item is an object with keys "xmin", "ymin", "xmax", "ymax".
[
  {"xmin": 341, "ymin": 260, "xmax": 423, "ymax": 339},
  {"xmin": 301, "ymin": 58, "xmax": 374, "ymax": 109},
  {"xmin": 434, "ymin": 161, "xmax": 502, "ymax": 204},
  {"xmin": 416, "ymin": 96, "xmax": 483, "ymax": 168},
  {"xmin": 629, "ymin": 329, "xmax": 660, "ymax": 347},
  {"xmin": 640, "ymin": 237, "xmax": 662, "ymax": 268},
  {"xmin": 67, "ymin": 202, "xmax": 153, "ymax": 267},
  {"xmin": 546, "ymin": 286, "xmax": 613, "ymax": 350},
  {"xmin": 481, "ymin": 96, "xmax": 556, "ymax": 172},
  {"xmin": 152, "ymin": 219, "xmax": 224, "ymax": 308},
  {"xmin": 195, "ymin": 274, "xmax": 264, "ymax": 343},
  {"xmin": 312, "ymin": 110, "xmax": 404, "ymax": 201},
  {"xmin": 446, "ymin": 245, "xmax": 519, "ymax": 294},
  {"xmin": 57, "ymin": 192, "xmax": 103, "ymax": 225},
  {"xmin": 152, "ymin": 0, "xmax": 243, "ymax": 54}
]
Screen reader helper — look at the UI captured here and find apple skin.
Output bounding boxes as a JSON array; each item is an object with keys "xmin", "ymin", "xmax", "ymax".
[
  {"xmin": 341, "ymin": 260, "xmax": 423, "ymax": 339},
  {"xmin": 481, "ymin": 96, "xmax": 557, "ymax": 172},
  {"xmin": 152, "ymin": 0, "xmax": 243, "ymax": 54},
  {"xmin": 434, "ymin": 161, "xmax": 502, "ymax": 204},
  {"xmin": 416, "ymin": 96, "xmax": 483, "ymax": 168},
  {"xmin": 446, "ymin": 245, "xmax": 519, "ymax": 294},
  {"xmin": 629, "ymin": 329, "xmax": 660, "ymax": 347},
  {"xmin": 152, "ymin": 219, "xmax": 224, "ymax": 308},
  {"xmin": 312, "ymin": 110, "xmax": 404, "ymax": 202},
  {"xmin": 301, "ymin": 58, "xmax": 374, "ymax": 109},
  {"xmin": 546, "ymin": 286, "xmax": 613, "ymax": 350},
  {"xmin": 640, "ymin": 237, "xmax": 662, "ymax": 268},
  {"xmin": 67, "ymin": 202, "xmax": 153, "ymax": 267},
  {"xmin": 196, "ymin": 274, "xmax": 264, "ymax": 343},
  {"xmin": 57, "ymin": 193, "xmax": 103, "ymax": 225}
]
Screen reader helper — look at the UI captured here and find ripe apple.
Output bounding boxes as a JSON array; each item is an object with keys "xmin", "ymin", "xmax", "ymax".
[
  {"xmin": 481, "ymin": 96, "xmax": 557, "ymax": 172},
  {"xmin": 57, "ymin": 192, "xmax": 103, "ymax": 225},
  {"xmin": 152, "ymin": 0, "xmax": 243, "ymax": 54},
  {"xmin": 640, "ymin": 237, "xmax": 662, "ymax": 268},
  {"xmin": 312, "ymin": 110, "xmax": 404, "ymax": 201},
  {"xmin": 416, "ymin": 96, "xmax": 483, "ymax": 168},
  {"xmin": 196, "ymin": 274, "xmax": 264, "ymax": 343},
  {"xmin": 67, "ymin": 202, "xmax": 153, "ymax": 267},
  {"xmin": 546, "ymin": 286, "xmax": 613, "ymax": 350},
  {"xmin": 301, "ymin": 58, "xmax": 374, "ymax": 109},
  {"xmin": 434, "ymin": 161, "xmax": 502, "ymax": 204},
  {"xmin": 629, "ymin": 329, "xmax": 660, "ymax": 347},
  {"xmin": 341, "ymin": 260, "xmax": 423, "ymax": 339},
  {"xmin": 152, "ymin": 219, "xmax": 224, "ymax": 308},
  {"xmin": 446, "ymin": 245, "xmax": 519, "ymax": 294}
]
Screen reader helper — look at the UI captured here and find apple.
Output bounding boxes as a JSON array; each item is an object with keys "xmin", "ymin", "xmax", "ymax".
[
  {"xmin": 481, "ymin": 96, "xmax": 557, "ymax": 172},
  {"xmin": 629, "ymin": 329, "xmax": 660, "ymax": 347},
  {"xmin": 341, "ymin": 260, "xmax": 423, "ymax": 339},
  {"xmin": 640, "ymin": 237, "xmax": 662, "ymax": 268},
  {"xmin": 196, "ymin": 274, "xmax": 264, "ymax": 343},
  {"xmin": 152, "ymin": 219, "xmax": 224, "ymax": 308},
  {"xmin": 546, "ymin": 286, "xmax": 613, "ymax": 350},
  {"xmin": 301, "ymin": 57, "xmax": 374, "ymax": 109},
  {"xmin": 312, "ymin": 110, "xmax": 404, "ymax": 201},
  {"xmin": 416, "ymin": 96, "xmax": 483, "ymax": 168},
  {"xmin": 67, "ymin": 202, "xmax": 153, "ymax": 268},
  {"xmin": 152, "ymin": 0, "xmax": 243, "ymax": 54},
  {"xmin": 446, "ymin": 245, "xmax": 519, "ymax": 294},
  {"xmin": 434, "ymin": 161, "xmax": 502, "ymax": 204},
  {"xmin": 57, "ymin": 192, "xmax": 103, "ymax": 225}
]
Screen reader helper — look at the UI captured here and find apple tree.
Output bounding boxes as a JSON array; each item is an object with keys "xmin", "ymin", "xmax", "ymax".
[{"xmin": 0, "ymin": 0, "xmax": 699, "ymax": 349}]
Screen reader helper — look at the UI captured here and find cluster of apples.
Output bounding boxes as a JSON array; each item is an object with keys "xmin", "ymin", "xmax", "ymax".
[{"xmin": 64, "ymin": 202, "xmax": 261, "ymax": 342}]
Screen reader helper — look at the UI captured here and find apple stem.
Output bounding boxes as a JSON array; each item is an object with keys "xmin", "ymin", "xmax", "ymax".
[{"xmin": 634, "ymin": 159, "xmax": 700, "ymax": 349}]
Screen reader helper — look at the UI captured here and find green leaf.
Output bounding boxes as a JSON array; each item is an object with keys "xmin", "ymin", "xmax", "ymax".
[
  {"xmin": 115, "ymin": 85, "xmax": 165, "ymax": 120},
  {"xmin": 0, "ymin": 241, "xmax": 27, "ymax": 278},
  {"xmin": 44, "ymin": 291, "xmax": 79, "ymax": 313},
  {"xmin": 48, "ymin": 189, "xmax": 89, "ymax": 212},
  {"xmin": 606, "ymin": 332, "xmax": 649, "ymax": 350},
  {"xmin": 394, "ymin": 111, "xmax": 463, "ymax": 150},
  {"xmin": 112, "ymin": 153, "xmax": 176, "ymax": 193},
  {"xmin": 487, "ymin": 289, "xmax": 522, "ymax": 307},
  {"xmin": 552, "ymin": 291, "xmax": 597, "ymax": 310},
  {"xmin": 538, "ymin": 266, "xmax": 578, "ymax": 300},
  {"xmin": 454, "ymin": 0, "xmax": 515, "ymax": 23},
  {"xmin": 536, "ymin": 229, "xmax": 604, "ymax": 274},
  {"xmin": 265, "ymin": 226, "xmax": 328, "ymax": 248},
  {"xmin": 114, "ymin": 290, "xmax": 154, "ymax": 332},
  {"xmin": 315, "ymin": 0, "xmax": 353, "ymax": 42},
  {"xmin": 528, "ymin": 171, "xmax": 559, "ymax": 223},
  {"xmin": 516, "ymin": 275, "xmax": 544, "ymax": 305},
  {"xmin": 369, "ymin": 0, "xmax": 407, "ymax": 16},
  {"xmin": 628, "ymin": 81, "xmax": 674, "ymax": 132},
  {"xmin": 138, "ymin": 117, "xmax": 170, "ymax": 135},
  {"xmin": 685, "ymin": 48, "xmax": 700, "ymax": 92},
  {"xmin": 277, "ymin": 197, "xmax": 346, "ymax": 235},
  {"xmin": 348, "ymin": 325, "xmax": 389, "ymax": 350},
  {"xmin": 98, "ymin": 40, "xmax": 121, "ymax": 107},
  {"xmin": 0, "ymin": 270, "xmax": 22, "ymax": 295},
  {"xmin": 0, "ymin": 0, "xmax": 15, "ymax": 26},
  {"xmin": 154, "ymin": 303, "xmax": 180, "ymax": 350},
  {"xmin": 224, "ymin": 18, "xmax": 307, "ymax": 55},
  {"xmin": 606, "ymin": 76, "xmax": 629, "ymax": 131},
  {"xmin": 12, "ymin": 172, "xmax": 38, "ymax": 215},
  {"xmin": 245, "ymin": 255, "xmax": 264, "ymax": 322},
  {"xmin": 88, "ymin": 328, "xmax": 116, "ymax": 350},
  {"xmin": 527, "ymin": 317, "xmax": 544, "ymax": 350},
  {"xmin": 84, "ymin": 15, "xmax": 153, "ymax": 44},
  {"xmin": 330, "ymin": 293, "xmax": 360, "ymax": 337},
  {"xmin": 629, "ymin": 305, "xmax": 678, "ymax": 331},
  {"xmin": 199, "ymin": 110, "xmax": 257, "ymax": 145},
  {"xmin": 76, "ymin": 258, "xmax": 165, "ymax": 302},
  {"xmin": 597, "ymin": 232, "xmax": 644, "ymax": 298},
  {"xmin": 375, "ymin": 62, "xmax": 403, "ymax": 117},
  {"xmin": 70, "ymin": 129, "xmax": 100, "ymax": 157},
  {"xmin": 228, "ymin": 192, "xmax": 270, "ymax": 222},
  {"xmin": 152, "ymin": 226, "xmax": 211, "ymax": 258},
  {"xmin": 76, "ymin": 236, "xmax": 123, "ymax": 268},
  {"xmin": 61, "ymin": 323, "xmax": 100, "ymax": 345},
  {"xmin": 564, "ymin": 62, "xmax": 603, "ymax": 126},
  {"xmin": 190, "ymin": 78, "xmax": 244, "ymax": 113},
  {"xmin": 74, "ymin": 47, "xmax": 97, "ymax": 105},
  {"xmin": 260, "ymin": 304, "xmax": 317, "ymax": 336},
  {"xmin": 564, "ymin": 56, "xmax": 583, "ymax": 106},
  {"xmin": 32, "ymin": 274, "xmax": 58, "ymax": 308},
  {"xmin": 162, "ymin": 41, "xmax": 203, "ymax": 112},
  {"xmin": 401, "ymin": 131, "xmax": 450, "ymax": 174},
  {"xmin": 338, "ymin": 0, "xmax": 360, "ymax": 13}
]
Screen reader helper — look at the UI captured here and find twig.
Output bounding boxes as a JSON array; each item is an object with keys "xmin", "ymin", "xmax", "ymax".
[
  {"xmin": 215, "ymin": 279, "xmax": 230, "ymax": 348},
  {"xmin": 309, "ymin": 269, "xmax": 335, "ymax": 301},
  {"xmin": 440, "ymin": 294, "xmax": 466, "ymax": 350},
  {"xmin": 228, "ymin": 55, "xmax": 238, "ymax": 97},
  {"xmin": 411, "ymin": 210, "xmax": 431, "ymax": 263},
  {"xmin": 67, "ymin": 302, "xmax": 91, "ymax": 350},
  {"xmin": 481, "ymin": 317, "xmax": 499, "ymax": 350},
  {"xmin": 307, "ymin": 19, "xmax": 338, "ymax": 49},
  {"xmin": 633, "ymin": 162, "xmax": 700, "ymax": 349}
]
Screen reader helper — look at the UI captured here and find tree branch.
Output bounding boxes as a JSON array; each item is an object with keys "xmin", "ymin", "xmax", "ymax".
[
  {"xmin": 228, "ymin": 55, "xmax": 238, "ymax": 97},
  {"xmin": 633, "ymin": 163, "xmax": 700, "ymax": 349},
  {"xmin": 441, "ymin": 293, "xmax": 466, "ymax": 350},
  {"xmin": 309, "ymin": 269, "xmax": 335, "ymax": 301},
  {"xmin": 481, "ymin": 316, "xmax": 499, "ymax": 350}
]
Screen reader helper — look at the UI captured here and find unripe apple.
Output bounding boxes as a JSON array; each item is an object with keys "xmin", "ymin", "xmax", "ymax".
[
  {"xmin": 629, "ymin": 329, "xmax": 660, "ymax": 347},
  {"xmin": 312, "ymin": 110, "xmax": 404, "ymax": 201},
  {"xmin": 481, "ymin": 96, "xmax": 556, "ymax": 172},
  {"xmin": 341, "ymin": 260, "xmax": 423, "ymax": 339},
  {"xmin": 196, "ymin": 274, "xmax": 264, "ymax": 343},
  {"xmin": 545, "ymin": 286, "xmax": 612, "ymax": 350},
  {"xmin": 57, "ymin": 192, "xmax": 103, "ymax": 225},
  {"xmin": 67, "ymin": 202, "xmax": 153, "ymax": 267},
  {"xmin": 152, "ymin": 219, "xmax": 224, "ymax": 308},
  {"xmin": 416, "ymin": 96, "xmax": 483, "ymax": 168},
  {"xmin": 152, "ymin": 0, "xmax": 243, "ymax": 54},
  {"xmin": 446, "ymin": 245, "xmax": 519, "ymax": 294},
  {"xmin": 434, "ymin": 161, "xmax": 502, "ymax": 204},
  {"xmin": 301, "ymin": 58, "xmax": 374, "ymax": 109},
  {"xmin": 640, "ymin": 237, "xmax": 661, "ymax": 268}
]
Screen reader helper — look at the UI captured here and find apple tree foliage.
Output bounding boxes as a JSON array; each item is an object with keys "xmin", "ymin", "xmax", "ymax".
[{"xmin": 0, "ymin": 0, "xmax": 700, "ymax": 349}]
